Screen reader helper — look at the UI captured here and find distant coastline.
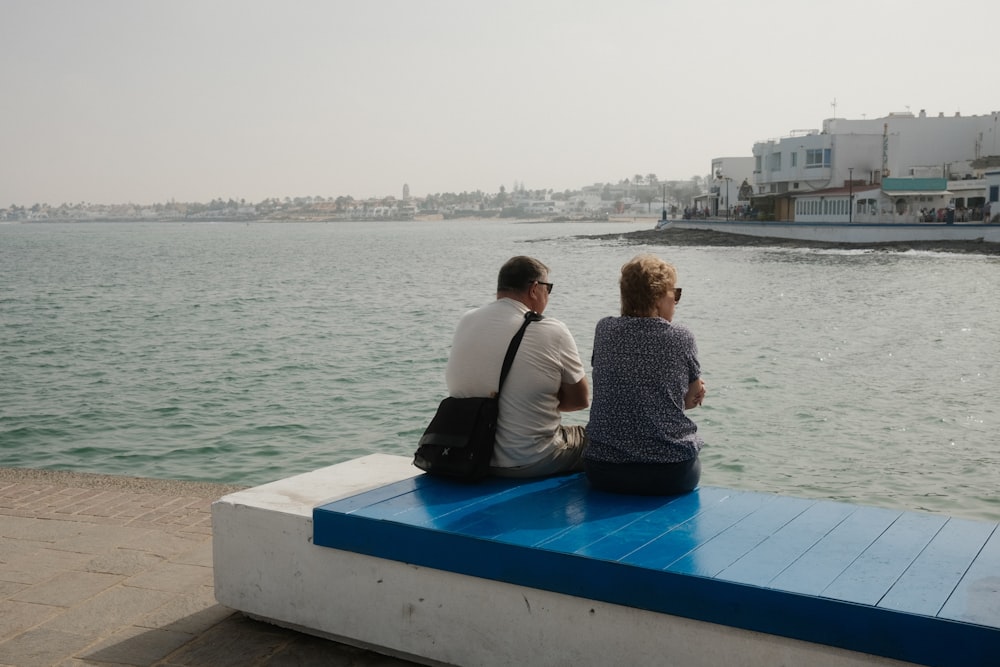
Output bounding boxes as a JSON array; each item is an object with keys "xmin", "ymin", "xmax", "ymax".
[
  {"xmin": 583, "ymin": 227, "xmax": 1000, "ymax": 256},
  {"xmin": 12, "ymin": 213, "xmax": 624, "ymax": 224}
]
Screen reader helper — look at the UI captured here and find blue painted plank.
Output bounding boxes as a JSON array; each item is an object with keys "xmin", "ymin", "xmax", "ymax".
[
  {"xmin": 326, "ymin": 475, "xmax": 485, "ymax": 518},
  {"xmin": 324, "ymin": 476, "xmax": 427, "ymax": 514},
  {"xmin": 879, "ymin": 517, "xmax": 995, "ymax": 617},
  {"xmin": 622, "ymin": 489, "xmax": 776, "ymax": 570},
  {"xmin": 493, "ymin": 484, "xmax": 641, "ymax": 547},
  {"xmin": 768, "ymin": 505, "xmax": 900, "ymax": 596},
  {"xmin": 669, "ymin": 495, "xmax": 815, "ymax": 577},
  {"xmin": 443, "ymin": 476, "xmax": 596, "ymax": 542},
  {"xmin": 421, "ymin": 475, "xmax": 587, "ymax": 533},
  {"xmin": 535, "ymin": 491, "xmax": 692, "ymax": 555},
  {"xmin": 939, "ymin": 523, "xmax": 1000, "ymax": 626},
  {"xmin": 820, "ymin": 511, "xmax": 948, "ymax": 606},
  {"xmin": 564, "ymin": 487, "xmax": 739, "ymax": 561},
  {"xmin": 718, "ymin": 500, "xmax": 860, "ymax": 587},
  {"xmin": 361, "ymin": 483, "xmax": 519, "ymax": 529},
  {"xmin": 342, "ymin": 474, "xmax": 569, "ymax": 528}
]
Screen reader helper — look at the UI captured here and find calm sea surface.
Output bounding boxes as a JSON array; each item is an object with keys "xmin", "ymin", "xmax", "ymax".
[{"xmin": 2, "ymin": 220, "xmax": 998, "ymax": 520}]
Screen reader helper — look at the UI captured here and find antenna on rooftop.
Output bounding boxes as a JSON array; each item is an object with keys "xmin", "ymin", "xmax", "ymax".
[{"xmin": 831, "ymin": 98, "xmax": 837, "ymax": 118}]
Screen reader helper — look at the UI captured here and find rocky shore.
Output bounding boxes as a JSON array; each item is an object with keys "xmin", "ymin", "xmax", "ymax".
[{"xmin": 583, "ymin": 227, "xmax": 1000, "ymax": 255}]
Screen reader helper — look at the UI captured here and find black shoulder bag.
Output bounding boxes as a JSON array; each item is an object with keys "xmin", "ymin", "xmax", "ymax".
[{"xmin": 414, "ymin": 310, "xmax": 543, "ymax": 481}]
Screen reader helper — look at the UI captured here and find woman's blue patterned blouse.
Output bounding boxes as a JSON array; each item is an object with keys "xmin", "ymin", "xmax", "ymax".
[{"xmin": 585, "ymin": 316, "xmax": 703, "ymax": 464}]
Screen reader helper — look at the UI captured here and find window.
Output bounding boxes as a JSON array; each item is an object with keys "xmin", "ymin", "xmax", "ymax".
[
  {"xmin": 791, "ymin": 152, "xmax": 798, "ymax": 167},
  {"xmin": 990, "ymin": 185, "xmax": 999, "ymax": 203},
  {"xmin": 805, "ymin": 149, "xmax": 831, "ymax": 168},
  {"xmin": 768, "ymin": 153, "xmax": 782, "ymax": 171},
  {"xmin": 755, "ymin": 156, "xmax": 762, "ymax": 173}
]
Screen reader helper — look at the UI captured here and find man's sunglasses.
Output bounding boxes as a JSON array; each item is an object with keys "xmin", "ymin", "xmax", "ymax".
[{"xmin": 533, "ymin": 281, "xmax": 554, "ymax": 294}]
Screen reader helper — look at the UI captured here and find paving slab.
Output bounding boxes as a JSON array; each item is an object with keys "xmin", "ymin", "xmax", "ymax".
[{"xmin": 0, "ymin": 467, "xmax": 420, "ymax": 667}]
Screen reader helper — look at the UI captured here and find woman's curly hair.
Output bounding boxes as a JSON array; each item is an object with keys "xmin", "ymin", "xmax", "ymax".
[{"xmin": 619, "ymin": 254, "xmax": 676, "ymax": 317}]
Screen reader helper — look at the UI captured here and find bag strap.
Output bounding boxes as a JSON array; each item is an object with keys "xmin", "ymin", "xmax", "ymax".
[{"xmin": 496, "ymin": 310, "xmax": 543, "ymax": 396}]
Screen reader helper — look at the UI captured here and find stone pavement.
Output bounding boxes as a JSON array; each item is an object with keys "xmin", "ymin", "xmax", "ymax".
[{"xmin": 0, "ymin": 467, "xmax": 419, "ymax": 667}]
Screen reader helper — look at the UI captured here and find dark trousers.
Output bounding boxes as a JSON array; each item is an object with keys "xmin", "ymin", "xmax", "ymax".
[{"xmin": 584, "ymin": 456, "xmax": 701, "ymax": 496}]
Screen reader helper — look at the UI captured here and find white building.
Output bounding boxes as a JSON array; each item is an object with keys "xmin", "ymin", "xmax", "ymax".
[
  {"xmin": 986, "ymin": 169, "xmax": 1000, "ymax": 222},
  {"xmin": 525, "ymin": 200, "xmax": 558, "ymax": 215},
  {"xmin": 751, "ymin": 110, "xmax": 1000, "ymax": 221},
  {"xmin": 791, "ymin": 178, "xmax": 954, "ymax": 224},
  {"xmin": 709, "ymin": 157, "xmax": 754, "ymax": 217}
]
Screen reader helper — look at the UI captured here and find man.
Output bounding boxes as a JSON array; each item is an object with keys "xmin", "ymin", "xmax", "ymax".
[{"xmin": 445, "ymin": 256, "xmax": 589, "ymax": 477}]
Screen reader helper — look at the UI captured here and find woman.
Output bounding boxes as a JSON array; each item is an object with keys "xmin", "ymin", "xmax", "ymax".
[{"xmin": 584, "ymin": 254, "xmax": 706, "ymax": 495}]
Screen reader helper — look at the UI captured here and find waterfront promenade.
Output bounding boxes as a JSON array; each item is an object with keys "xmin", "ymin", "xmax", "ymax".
[{"xmin": 0, "ymin": 467, "xmax": 417, "ymax": 667}]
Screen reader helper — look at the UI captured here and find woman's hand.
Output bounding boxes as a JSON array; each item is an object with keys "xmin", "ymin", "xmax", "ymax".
[{"xmin": 684, "ymin": 378, "xmax": 706, "ymax": 409}]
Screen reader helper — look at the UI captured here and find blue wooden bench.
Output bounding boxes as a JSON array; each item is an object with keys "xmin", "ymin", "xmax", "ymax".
[{"xmin": 313, "ymin": 472, "xmax": 1000, "ymax": 667}]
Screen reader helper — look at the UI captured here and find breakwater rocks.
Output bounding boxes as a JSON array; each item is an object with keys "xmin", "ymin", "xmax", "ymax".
[{"xmin": 583, "ymin": 227, "xmax": 1000, "ymax": 255}]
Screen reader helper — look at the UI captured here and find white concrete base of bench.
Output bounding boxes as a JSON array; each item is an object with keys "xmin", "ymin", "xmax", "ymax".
[{"xmin": 212, "ymin": 455, "xmax": 915, "ymax": 667}]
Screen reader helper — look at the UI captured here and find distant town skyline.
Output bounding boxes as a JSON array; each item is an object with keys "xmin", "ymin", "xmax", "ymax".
[
  {"xmin": 4, "ymin": 0, "xmax": 998, "ymax": 207},
  {"xmin": 1, "ymin": 173, "xmax": 704, "ymax": 209}
]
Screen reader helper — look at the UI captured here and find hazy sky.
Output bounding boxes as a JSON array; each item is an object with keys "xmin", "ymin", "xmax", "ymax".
[{"xmin": 4, "ymin": 0, "xmax": 998, "ymax": 206}]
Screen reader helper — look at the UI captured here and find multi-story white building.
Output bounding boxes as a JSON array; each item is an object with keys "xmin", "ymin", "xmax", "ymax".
[{"xmin": 751, "ymin": 110, "xmax": 1000, "ymax": 221}]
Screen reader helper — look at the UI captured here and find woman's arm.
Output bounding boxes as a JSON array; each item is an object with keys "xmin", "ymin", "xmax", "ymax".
[{"xmin": 684, "ymin": 377, "xmax": 706, "ymax": 409}]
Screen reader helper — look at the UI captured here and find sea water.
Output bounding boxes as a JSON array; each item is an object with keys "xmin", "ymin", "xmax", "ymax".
[{"xmin": 1, "ymin": 220, "xmax": 998, "ymax": 520}]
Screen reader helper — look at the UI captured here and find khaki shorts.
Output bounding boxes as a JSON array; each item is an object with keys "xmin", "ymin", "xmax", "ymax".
[{"xmin": 491, "ymin": 425, "xmax": 588, "ymax": 479}]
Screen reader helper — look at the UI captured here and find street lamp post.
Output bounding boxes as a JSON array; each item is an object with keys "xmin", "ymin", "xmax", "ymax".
[
  {"xmin": 848, "ymin": 167, "xmax": 854, "ymax": 223},
  {"xmin": 726, "ymin": 178, "xmax": 731, "ymax": 220}
]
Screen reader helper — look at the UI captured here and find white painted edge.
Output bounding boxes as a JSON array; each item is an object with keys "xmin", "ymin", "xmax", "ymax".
[{"xmin": 215, "ymin": 453, "xmax": 419, "ymax": 517}]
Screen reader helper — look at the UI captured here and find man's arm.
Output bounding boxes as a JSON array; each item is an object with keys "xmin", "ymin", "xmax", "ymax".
[{"xmin": 557, "ymin": 376, "xmax": 589, "ymax": 412}]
